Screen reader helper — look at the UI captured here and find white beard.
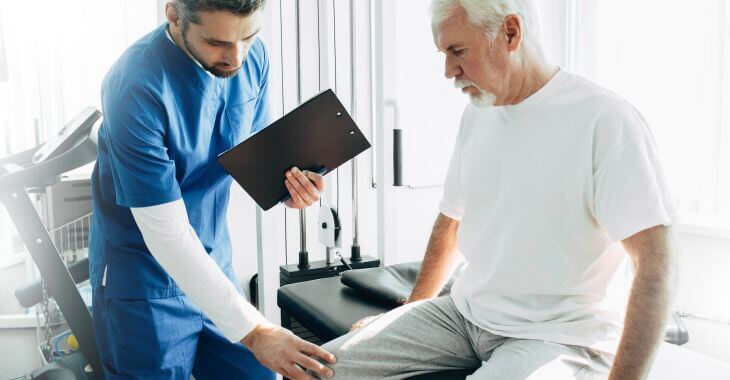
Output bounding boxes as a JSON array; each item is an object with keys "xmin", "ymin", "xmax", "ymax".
[{"xmin": 454, "ymin": 79, "xmax": 497, "ymax": 108}]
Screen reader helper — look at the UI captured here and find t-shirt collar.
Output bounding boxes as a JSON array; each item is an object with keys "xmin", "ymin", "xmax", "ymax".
[{"xmin": 498, "ymin": 67, "xmax": 566, "ymax": 121}]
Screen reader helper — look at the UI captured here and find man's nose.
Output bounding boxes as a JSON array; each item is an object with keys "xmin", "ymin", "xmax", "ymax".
[
  {"xmin": 444, "ymin": 57, "xmax": 462, "ymax": 79},
  {"xmin": 224, "ymin": 42, "xmax": 247, "ymax": 65}
]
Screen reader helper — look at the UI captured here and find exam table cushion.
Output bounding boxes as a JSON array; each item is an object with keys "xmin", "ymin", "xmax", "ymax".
[{"xmin": 340, "ymin": 261, "xmax": 455, "ymax": 306}]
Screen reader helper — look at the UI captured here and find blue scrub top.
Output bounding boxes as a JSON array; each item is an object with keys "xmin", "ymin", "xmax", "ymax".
[{"xmin": 89, "ymin": 24, "xmax": 270, "ymax": 299}]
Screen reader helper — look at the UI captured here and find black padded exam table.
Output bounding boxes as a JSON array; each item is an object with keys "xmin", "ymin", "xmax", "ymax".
[{"xmin": 278, "ymin": 276, "xmax": 475, "ymax": 379}]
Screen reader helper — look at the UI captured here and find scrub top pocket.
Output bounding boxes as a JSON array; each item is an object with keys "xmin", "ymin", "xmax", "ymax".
[{"xmin": 225, "ymin": 97, "xmax": 257, "ymax": 143}]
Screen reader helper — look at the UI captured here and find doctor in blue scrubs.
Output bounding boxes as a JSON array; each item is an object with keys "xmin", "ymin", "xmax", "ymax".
[{"xmin": 88, "ymin": 1, "xmax": 336, "ymax": 379}]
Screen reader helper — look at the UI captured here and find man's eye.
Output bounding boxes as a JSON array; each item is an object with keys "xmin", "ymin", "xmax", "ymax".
[{"xmin": 454, "ymin": 49, "xmax": 465, "ymax": 56}]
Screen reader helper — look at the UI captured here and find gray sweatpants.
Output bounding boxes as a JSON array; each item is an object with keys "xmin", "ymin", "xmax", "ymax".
[{"xmin": 319, "ymin": 296, "xmax": 613, "ymax": 379}]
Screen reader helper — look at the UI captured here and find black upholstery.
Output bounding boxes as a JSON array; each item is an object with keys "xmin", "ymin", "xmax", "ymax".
[
  {"xmin": 340, "ymin": 261, "xmax": 455, "ymax": 306},
  {"xmin": 278, "ymin": 276, "xmax": 393, "ymax": 342}
]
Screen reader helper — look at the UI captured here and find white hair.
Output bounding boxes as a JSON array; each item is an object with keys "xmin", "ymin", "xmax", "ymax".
[{"xmin": 431, "ymin": 0, "xmax": 541, "ymax": 44}]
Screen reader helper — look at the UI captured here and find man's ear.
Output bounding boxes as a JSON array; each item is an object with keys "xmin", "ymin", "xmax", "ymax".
[
  {"xmin": 503, "ymin": 14, "xmax": 522, "ymax": 52},
  {"xmin": 165, "ymin": 3, "xmax": 182, "ymax": 32}
]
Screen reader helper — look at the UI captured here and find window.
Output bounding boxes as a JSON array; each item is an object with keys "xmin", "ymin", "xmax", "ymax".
[
  {"xmin": 0, "ymin": 1, "xmax": 159, "ymax": 282},
  {"xmin": 570, "ymin": 0, "xmax": 730, "ymax": 229}
]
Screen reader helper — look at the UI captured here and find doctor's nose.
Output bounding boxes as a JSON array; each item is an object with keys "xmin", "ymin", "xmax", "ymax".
[{"xmin": 224, "ymin": 42, "xmax": 248, "ymax": 66}]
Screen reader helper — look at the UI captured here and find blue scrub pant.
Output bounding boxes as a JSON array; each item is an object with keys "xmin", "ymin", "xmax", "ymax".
[{"xmin": 92, "ymin": 286, "xmax": 274, "ymax": 380}]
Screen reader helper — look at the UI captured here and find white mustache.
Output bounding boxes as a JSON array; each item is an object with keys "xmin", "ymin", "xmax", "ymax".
[
  {"xmin": 454, "ymin": 79, "xmax": 478, "ymax": 89},
  {"xmin": 453, "ymin": 79, "xmax": 497, "ymax": 108}
]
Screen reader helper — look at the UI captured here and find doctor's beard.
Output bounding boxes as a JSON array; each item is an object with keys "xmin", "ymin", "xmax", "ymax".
[{"xmin": 182, "ymin": 28, "xmax": 243, "ymax": 78}]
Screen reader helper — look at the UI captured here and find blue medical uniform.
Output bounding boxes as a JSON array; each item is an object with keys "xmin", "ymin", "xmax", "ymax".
[{"xmin": 89, "ymin": 23, "xmax": 274, "ymax": 379}]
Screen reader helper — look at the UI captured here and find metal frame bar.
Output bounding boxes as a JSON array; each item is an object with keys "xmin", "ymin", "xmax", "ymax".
[
  {"xmin": 0, "ymin": 189, "xmax": 101, "ymax": 379},
  {"xmin": 295, "ymin": 0, "xmax": 309, "ymax": 261},
  {"xmin": 349, "ymin": 0, "xmax": 361, "ymax": 254},
  {"xmin": 373, "ymin": 0, "xmax": 395, "ymax": 265}
]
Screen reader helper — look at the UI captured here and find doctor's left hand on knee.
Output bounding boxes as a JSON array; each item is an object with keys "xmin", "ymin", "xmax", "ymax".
[{"xmin": 242, "ymin": 323, "xmax": 336, "ymax": 379}]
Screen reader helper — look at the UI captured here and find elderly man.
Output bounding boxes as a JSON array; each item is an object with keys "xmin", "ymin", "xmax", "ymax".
[{"xmin": 319, "ymin": 0, "xmax": 678, "ymax": 379}]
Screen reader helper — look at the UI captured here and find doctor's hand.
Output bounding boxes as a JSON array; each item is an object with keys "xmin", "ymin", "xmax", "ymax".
[
  {"xmin": 241, "ymin": 323, "xmax": 336, "ymax": 380},
  {"xmin": 284, "ymin": 167, "xmax": 324, "ymax": 209}
]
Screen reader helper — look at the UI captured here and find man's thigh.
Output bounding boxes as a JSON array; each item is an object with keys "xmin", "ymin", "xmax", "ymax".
[
  {"xmin": 321, "ymin": 296, "xmax": 483, "ymax": 380},
  {"xmin": 92, "ymin": 289, "xmax": 200, "ymax": 380},
  {"xmin": 468, "ymin": 339, "xmax": 613, "ymax": 380},
  {"xmin": 192, "ymin": 316, "xmax": 274, "ymax": 380}
]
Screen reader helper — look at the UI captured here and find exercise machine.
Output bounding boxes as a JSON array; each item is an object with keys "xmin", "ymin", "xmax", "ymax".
[{"xmin": 1, "ymin": 107, "xmax": 102, "ymax": 380}]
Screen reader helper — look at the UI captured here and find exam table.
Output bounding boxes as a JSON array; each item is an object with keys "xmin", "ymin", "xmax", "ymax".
[
  {"xmin": 279, "ymin": 275, "xmax": 475, "ymax": 379},
  {"xmin": 277, "ymin": 263, "xmax": 730, "ymax": 379}
]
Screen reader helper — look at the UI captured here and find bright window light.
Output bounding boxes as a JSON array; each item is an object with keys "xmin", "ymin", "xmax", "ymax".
[{"xmin": 580, "ymin": 0, "xmax": 730, "ymax": 229}]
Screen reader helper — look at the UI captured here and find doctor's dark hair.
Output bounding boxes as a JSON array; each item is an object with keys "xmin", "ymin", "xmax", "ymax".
[{"xmin": 172, "ymin": 0, "xmax": 266, "ymax": 27}]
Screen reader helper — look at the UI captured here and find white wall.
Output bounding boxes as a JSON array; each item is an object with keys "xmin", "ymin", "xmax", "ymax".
[
  {"xmin": 227, "ymin": 186, "xmax": 259, "ymax": 299},
  {"xmin": 673, "ymin": 230, "xmax": 730, "ymax": 362}
]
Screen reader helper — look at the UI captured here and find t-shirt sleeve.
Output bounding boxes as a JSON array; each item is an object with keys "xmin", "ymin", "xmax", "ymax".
[
  {"xmin": 104, "ymin": 83, "xmax": 182, "ymax": 208},
  {"xmin": 593, "ymin": 105, "xmax": 678, "ymax": 242},
  {"xmin": 131, "ymin": 200, "xmax": 268, "ymax": 342},
  {"xmin": 438, "ymin": 112, "xmax": 467, "ymax": 221}
]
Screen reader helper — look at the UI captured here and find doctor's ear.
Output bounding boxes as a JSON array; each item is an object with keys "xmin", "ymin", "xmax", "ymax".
[{"xmin": 165, "ymin": 3, "xmax": 183, "ymax": 31}]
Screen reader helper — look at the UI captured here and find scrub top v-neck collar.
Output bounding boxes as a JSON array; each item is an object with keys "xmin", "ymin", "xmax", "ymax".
[{"xmin": 164, "ymin": 24, "xmax": 214, "ymax": 79}]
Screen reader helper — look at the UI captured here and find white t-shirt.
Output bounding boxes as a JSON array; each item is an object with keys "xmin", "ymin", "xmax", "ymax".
[{"xmin": 440, "ymin": 69, "xmax": 677, "ymax": 353}]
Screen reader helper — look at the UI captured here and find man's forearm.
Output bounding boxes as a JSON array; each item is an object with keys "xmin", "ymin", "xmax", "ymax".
[
  {"xmin": 610, "ymin": 226, "xmax": 679, "ymax": 380},
  {"xmin": 407, "ymin": 213, "xmax": 461, "ymax": 303}
]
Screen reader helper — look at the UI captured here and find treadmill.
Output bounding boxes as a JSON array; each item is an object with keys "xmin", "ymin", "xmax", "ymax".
[{"xmin": 0, "ymin": 107, "xmax": 103, "ymax": 380}]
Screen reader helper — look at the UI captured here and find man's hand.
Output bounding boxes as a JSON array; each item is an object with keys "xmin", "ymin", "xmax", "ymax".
[
  {"xmin": 284, "ymin": 167, "xmax": 324, "ymax": 209},
  {"xmin": 241, "ymin": 323, "xmax": 336, "ymax": 380},
  {"xmin": 349, "ymin": 314, "xmax": 382, "ymax": 332}
]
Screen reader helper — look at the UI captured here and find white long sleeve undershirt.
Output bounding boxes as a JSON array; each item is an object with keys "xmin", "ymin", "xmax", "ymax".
[{"xmin": 130, "ymin": 199, "xmax": 268, "ymax": 342}]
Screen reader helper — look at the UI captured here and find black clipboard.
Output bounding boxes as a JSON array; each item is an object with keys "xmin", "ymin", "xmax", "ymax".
[{"xmin": 218, "ymin": 89, "xmax": 371, "ymax": 210}]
